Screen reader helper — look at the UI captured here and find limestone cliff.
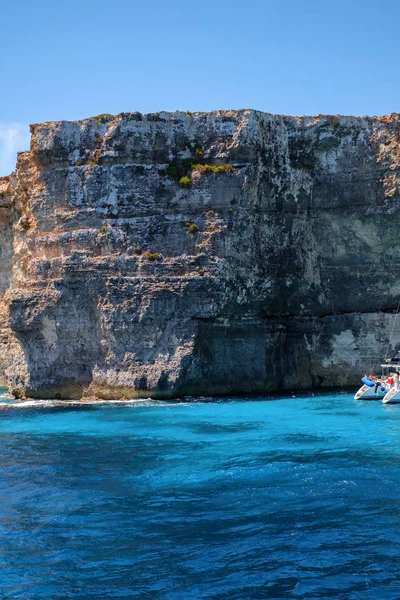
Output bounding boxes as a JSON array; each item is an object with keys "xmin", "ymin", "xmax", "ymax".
[{"xmin": 2, "ymin": 109, "xmax": 400, "ymax": 399}]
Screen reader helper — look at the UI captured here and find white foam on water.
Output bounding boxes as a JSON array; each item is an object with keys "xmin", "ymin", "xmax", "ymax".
[{"xmin": 0, "ymin": 397, "xmax": 158, "ymax": 409}]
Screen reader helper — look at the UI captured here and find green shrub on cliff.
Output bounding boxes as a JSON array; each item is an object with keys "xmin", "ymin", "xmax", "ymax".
[
  {"xmin": 163, "ymin": 148, "xmax": 207, "ymax": 184},
  {"xmin": 327, "ymin": 115, "xmax": 340, "ymax": 128},
  {"xmin": 142, "ymin": 251, "xmax": 161, "ymax": 261},
  {"xmin": 192, "ymin": 164, "xmax": 235, "ymax": 174},
  {"xmin": 180, "ymin": 158, "xmax": 196, "ymax": 170},
  {"xmin": 164, "ymin": 149, "xmax": 235, "ymax": 185},
  {"xmin": 182, "ymin": 221, "xmax": 198, "ymax": 234},
  {"xmin": 166, "ymin": 164, "xmax": 180, "ymax": 180},
  {"xmin": 179, "ymin": 176, "xmax": 191, "ymax": 186},
  {"xmin": 88, "ymin": 114, "xmax": 112, "ymax": 121}
]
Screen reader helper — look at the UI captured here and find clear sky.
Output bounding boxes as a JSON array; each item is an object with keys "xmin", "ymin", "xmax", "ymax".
[{"xmin": 1, "ymin": 0, "xmax": 399, "ymax": 175}]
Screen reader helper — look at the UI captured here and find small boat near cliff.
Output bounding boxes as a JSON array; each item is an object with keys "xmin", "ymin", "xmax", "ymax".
[
  {"xmin": 382, "ymin": 388, "xmax": 400, "ymax": 403},
  {"xmin": 382, "ymin": 364, "xmax": 400, "ymax": 403},
  {"xmin": 354, "ymin": 376, "xmax": 388, "ymax": 400},
  {"xmin": 380, "ymin": 307, "xmax": 400, "ymax": 403},
  {"xmin": 355, "ymin": 306, "xmax": 400, "ymax": 402},
  {"xmin": 354, "ymin": 359, "xmax": 400, "ymax": 403}
]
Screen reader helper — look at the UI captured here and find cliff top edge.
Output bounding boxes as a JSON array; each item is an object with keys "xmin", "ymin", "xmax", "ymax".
[
  {"xmin": 2, "ymin": 108, "xmax": 399, "ymax": 179},
  {"xmin": 29, "ymin": 109, "xmax": 400, "ymax": 130}
]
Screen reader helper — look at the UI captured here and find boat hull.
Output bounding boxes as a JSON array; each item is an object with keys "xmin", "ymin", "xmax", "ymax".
[
  {"xmin": 382, "ymin": 389, "xmax": 400, "ymax": 404},
  {"xmin": 354, "ymin": 384, "xmax": 388, "ymax": 400}
]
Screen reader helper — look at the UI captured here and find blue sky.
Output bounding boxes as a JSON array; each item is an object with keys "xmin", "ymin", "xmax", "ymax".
[{"xmin": 1, "ymin": 0, "xmax": 399, "ymax": 174}]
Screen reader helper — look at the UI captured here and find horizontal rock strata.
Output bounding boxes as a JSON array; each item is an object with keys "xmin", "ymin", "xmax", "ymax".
[{"xmin": 2, "ymin": 109, "xmax": 400, "ymax": 398}]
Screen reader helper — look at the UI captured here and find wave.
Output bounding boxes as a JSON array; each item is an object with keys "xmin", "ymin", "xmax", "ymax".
[{"xmin": 0, "ymin": 397, "xmax": 157, "ymax": 409}]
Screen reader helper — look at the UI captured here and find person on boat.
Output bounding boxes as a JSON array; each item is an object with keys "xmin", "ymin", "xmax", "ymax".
[
  {"xmin": 394, "ymin": 371, "xmax": 399, "ymax": 391},
  {"xmin": 387, "ymin": 375, "xmax": 395, "ymax": 388}
]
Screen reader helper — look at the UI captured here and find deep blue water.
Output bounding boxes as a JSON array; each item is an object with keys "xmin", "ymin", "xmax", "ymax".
[{"xmin": 0, "ymin": 389, "xmax": 400, "ymax": 599}]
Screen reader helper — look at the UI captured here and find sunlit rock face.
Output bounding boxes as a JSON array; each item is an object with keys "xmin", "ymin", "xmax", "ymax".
[
  {"xmin": 2, "ymin": 110, "xmax": 400, "ymax": 399},
  {"xmin": 0, "ymin": 176, "xmax": 27, "ymax": 389},
  {"xmin": 0, "ymin": 177, "xmax": 14, "ymax": 382}
]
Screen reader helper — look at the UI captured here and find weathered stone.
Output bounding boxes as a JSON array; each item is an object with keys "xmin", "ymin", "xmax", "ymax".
[{"xmin": 1, "ymin": 110, "xmax": 400, "ymax": 398}]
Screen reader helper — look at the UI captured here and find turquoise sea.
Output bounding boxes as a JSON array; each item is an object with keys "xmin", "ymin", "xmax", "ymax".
[{"xmin": 0, "ymin": 388, "xmax": 400, "ymax": 599}]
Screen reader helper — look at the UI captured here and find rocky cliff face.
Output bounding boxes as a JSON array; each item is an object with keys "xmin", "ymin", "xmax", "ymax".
[{"xmin": 2, "ymin": 109, "xmax": 400, "ymax": 399}]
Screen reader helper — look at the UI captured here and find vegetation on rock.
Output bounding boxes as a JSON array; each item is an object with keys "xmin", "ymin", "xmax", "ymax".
[
  {"xmin": 182, "ymin": 221, "xmax": 199, "ymax": 234},
  {"xmin": 192, "ymin": 164, "xmax": 235, "ymax": 174},
  {"xmin": 142, "ymin": 251, "xmax": 161, "ymax": 261},
  {"xmin": 179, "ymin": 176, "xmax": 191, "ymax": 186},
  {"xmin": 88, "ymin": 114, "xmax": 113, "ymax": 121},
  {"xmin": 166, "ymin": 164, "xmax": 180, "ymax": 180}
]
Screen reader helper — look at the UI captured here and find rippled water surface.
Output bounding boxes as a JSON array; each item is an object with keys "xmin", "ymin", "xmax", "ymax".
[{"xmin": 1, "ymin": 389, "xmax": 400, "ymax": 599}]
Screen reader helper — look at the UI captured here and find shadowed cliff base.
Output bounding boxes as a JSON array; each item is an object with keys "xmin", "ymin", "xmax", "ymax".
[{"xmin": 1, "ymin": 109, "xmax": 400, "ymax": 399}]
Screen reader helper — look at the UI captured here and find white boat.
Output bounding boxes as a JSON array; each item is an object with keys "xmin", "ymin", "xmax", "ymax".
[
  {"xmin": 354, "ymin": 376, "xmax": 389, "ymax": 400},
  {"xmin": 382, "ymin": 363, "xmax": 400, "ymax": 403},
  {"xmin": 382, "ymin": 387, "xmax": 400, "ymax": 403},
  {"xmin": 356, "ymin": 307, "xmax": 400, "ymax": 403}
]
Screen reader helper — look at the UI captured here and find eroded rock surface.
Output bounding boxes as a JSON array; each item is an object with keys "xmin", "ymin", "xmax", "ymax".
[{"xmin": 2, "ymin": 109, "xmax": 400, "ymax": 398}]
